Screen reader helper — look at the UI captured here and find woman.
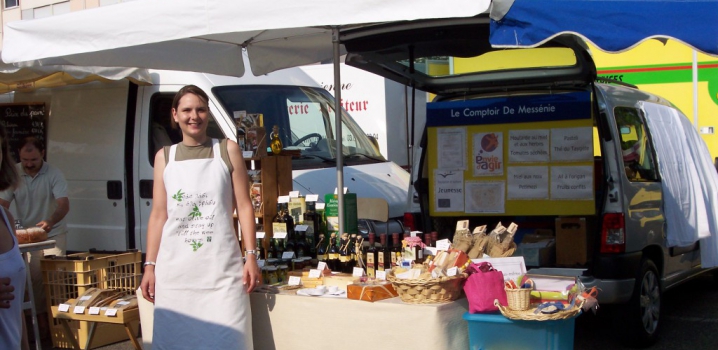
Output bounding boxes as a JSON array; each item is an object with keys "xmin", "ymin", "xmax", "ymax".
[
  {"xmin": 140, "ymin": 85, "xmax": 260, "ymax": 349},
  {"xmin": 0, "ymin": 124, "xmax": 29, "ymax": 350}
]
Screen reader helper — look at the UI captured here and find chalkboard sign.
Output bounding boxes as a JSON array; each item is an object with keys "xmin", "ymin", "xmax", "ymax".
[{"xmin": 0, "ymin": 103, "xmax": 47, "ymax": 163}]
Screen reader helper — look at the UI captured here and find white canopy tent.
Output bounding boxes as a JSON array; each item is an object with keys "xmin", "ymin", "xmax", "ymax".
[
  {"xmin": 1, "ymin": 0, "xmax": 493, "ymax": 235},
  {"xmin": 0, "ymin": 60, "xmax": 151, "ymax": 93}
]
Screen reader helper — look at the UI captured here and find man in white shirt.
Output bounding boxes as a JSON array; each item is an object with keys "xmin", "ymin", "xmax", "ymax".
[{"xmin": 0, "ymin": 137, "xmax": 69, "ymax": 340}]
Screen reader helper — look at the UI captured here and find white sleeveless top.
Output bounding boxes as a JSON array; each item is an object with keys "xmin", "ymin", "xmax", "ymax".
[{"xmin": 0, "ymin": 207, "xmax": 26, "ymax": 349}]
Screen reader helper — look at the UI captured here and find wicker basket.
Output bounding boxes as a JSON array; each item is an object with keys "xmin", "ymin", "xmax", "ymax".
[
  {"xmin": 386, "ymin": 271, "xmax": 467, "ymax": 304},
  {"xmin": 505, "ymin": 287, "xmax": 532, "ymax": 311},
  {"xmin": 494, "ymin": 299, "xmax": 584, "ymax": 321}
]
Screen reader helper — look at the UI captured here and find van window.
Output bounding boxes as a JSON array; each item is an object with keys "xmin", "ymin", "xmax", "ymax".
[
  {"xmin": 615, "ymin": 107, "xmax": 658, "ymax": 182},
  {"xmin": 212, "ymin": 85, "xmax": 385, "ymax": 170},
  {"xmin": 148, "ymin": 93, "xmax": 225, "ymax": 166}
]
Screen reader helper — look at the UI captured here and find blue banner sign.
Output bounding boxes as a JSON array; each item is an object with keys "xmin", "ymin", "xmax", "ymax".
[{"xmin": 426, "ymin": 91, "xmax": 591, "ymax": 127}]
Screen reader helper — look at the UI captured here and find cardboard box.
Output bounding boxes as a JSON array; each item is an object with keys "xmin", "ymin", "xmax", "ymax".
[
  {"xmin": 555, "ymin": 218, "xmax": 587, "ymax": 266},
  {"xmin": 347, "ymin": 282, "xmax": 398, "ymax": 302},
  {"xmin": 513, "ymin": 230, "xmax": 556, "ymax": 267}
]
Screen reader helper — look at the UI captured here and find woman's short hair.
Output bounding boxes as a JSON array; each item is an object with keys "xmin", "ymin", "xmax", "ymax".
[
  {"xmin": 170, "ymin": 85, "xmax": 209, "ymax": 129},
  {"xmin": 0, "ymin": 125, "xmax": 20, "ymax": 191}
]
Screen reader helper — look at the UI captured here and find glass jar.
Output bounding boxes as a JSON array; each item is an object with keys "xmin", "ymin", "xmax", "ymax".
[
  {"xmin": 264, "ymin": 266, "xmax": 278, "ymax": 285},
  {"xmin": 291, "ymin": 258, "xmax": 304, "ymax": 271},
  {"xmin": 266, "ymin": 258, "xmax": 280, "ymax": 267},
  {"xmin": 277, "ymin": 265, "xmax": 289, "ymax": 283}
]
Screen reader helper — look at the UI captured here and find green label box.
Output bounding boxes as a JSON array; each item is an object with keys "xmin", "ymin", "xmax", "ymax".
[{"xmin": 324, "ymin": 193, "xmax": 358, "ymax": 235}]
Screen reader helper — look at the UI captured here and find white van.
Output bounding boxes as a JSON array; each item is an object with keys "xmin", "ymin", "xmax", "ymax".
[
  {"xmin": 341, "ymin": 17, "xmax": 718, "ymax": 347},
  {"xmin": 5, "ymin": 68, "xmax": 410, "ymax": 252}
]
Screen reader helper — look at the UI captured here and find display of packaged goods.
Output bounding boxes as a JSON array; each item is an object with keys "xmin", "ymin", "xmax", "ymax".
[{"xmin": 347, "ymin": 281, "xmax": 398, "ymax": 302}]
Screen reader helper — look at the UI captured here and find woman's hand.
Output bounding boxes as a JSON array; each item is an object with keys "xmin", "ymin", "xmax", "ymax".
[
  {"xmin": 140, "ymin": 267, "xmax": 156, "ymax": 303},
  {"xmin": 243, "ymin": 257, "xmax": 261, "ymax": 293},
  {"xmin": 0, "ymin": 277, "xmax": 15, "ymax": 309}
]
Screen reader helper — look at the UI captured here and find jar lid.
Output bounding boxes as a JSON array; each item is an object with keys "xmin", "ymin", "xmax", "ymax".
[
  {"xmin": 278, "ymin": 265, "xmax": 289, "ymax": 269},
  {"xmin": 292, "ymin": 258, "xmax": 303, "ymax": 262},
  {"xmin": 266, "ymin": 258, "xmax": 279, "ymax": 264},
  {"xmin": 265, "ymin": 266, "xmax": 277, "ymax": 271}
]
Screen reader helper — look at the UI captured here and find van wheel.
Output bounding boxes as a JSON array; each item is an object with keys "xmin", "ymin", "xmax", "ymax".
[{"xmin": 618, "ymin": 259, "xmax": 661, "ymax": 347}]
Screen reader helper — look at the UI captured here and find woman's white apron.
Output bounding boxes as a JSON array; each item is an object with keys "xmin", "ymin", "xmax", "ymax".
[{"xmin": 153, "ymin": 139, "xmax": 252, "ymax": 349}]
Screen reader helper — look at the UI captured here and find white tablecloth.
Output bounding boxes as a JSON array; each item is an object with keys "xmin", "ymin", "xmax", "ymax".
[{"xmin": 250, "ymin": 292, "xmax": 469, "ymax": 350}]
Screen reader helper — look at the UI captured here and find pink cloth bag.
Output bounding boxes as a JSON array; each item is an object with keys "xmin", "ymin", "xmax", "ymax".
[{"xmin": 463, "ymin": 262, "xmax": 508, "ymax": 313}]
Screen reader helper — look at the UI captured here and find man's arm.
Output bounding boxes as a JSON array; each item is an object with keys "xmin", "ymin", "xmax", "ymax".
[{"xmin": 37, "ymin": 197, "xmax": 69, "ymax": 232}]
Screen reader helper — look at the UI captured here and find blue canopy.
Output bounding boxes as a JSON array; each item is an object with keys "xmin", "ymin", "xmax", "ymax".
[{"xmin": 489, "ymin": 0, "xmax": 718, "ymax": 56}]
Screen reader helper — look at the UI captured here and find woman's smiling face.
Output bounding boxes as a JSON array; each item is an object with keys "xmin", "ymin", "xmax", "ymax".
[{"xmin": 173, "ymin": 92, "xmax": 209, "ymax": 142}]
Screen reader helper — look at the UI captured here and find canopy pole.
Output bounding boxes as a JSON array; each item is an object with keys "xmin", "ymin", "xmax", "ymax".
[
  {"xmin": 692, "ymin": 49, "xmax": 699, "ymax": 131},
  {"xmin": 332, "ymin": 27, "xmax": 345, "ymax": 238}
]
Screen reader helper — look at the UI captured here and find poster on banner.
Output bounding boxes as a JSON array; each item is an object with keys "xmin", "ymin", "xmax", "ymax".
[
  {"xmin": 550, "ymin": 127, "xmax": 593, "ymax": 162},
  {"xmin": 508, "ymin": 129, "xmax": 550, "ymax": 163},
  {"xmin": 436, "ymin": 127, "xmax": 467, "ymax": 170},
  {"xmin": 551, "ymin": 166, "xmax": 593, "ymax": 200},
  {"xmin": 473, "ymin": 132, "xmax": 503, "ymax": 176},
  {"xmin": 465, "ymin": 181, "xmax": 505, "ymax": 213},
  {"xmin": 433, "ymin": 169, "xmax": 464, "ymax": 212},
  {"xmin": 507, "ymin": 166, "xmax": 549, "ymax": 199}
]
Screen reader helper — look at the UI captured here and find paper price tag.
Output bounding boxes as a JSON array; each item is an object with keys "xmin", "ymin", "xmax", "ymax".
[
  {"xmin": 317, "ymin": 261, "xmax": 327, "ymax": 271},
  {"xmin": 289, "ymin": 191, "xmax": 300, "ymax": 198},
  {"xmin": 257, "ymin": 259, "xmax": 265, "ymax": 268},
  {"xmin": 308, "ymin": 269, "xmax": 322, "ymax": 278},
  {"xmin": 316, "ymin": 203, "xmax": 325, "ymax": 210},
  {"xmin": 410, "ymin": 231, "xmax": 422, "ymax": 237},
  {"xmin": 273, "ymin": 232, "xmax": 288, "ymax": 239},
  {"xmin": 436, "ymin": 239, "xmax": 451, "ymax": 251},
  {"xmin": 282, "ymin": 251, "xmax": 295, "ymax": 259},
  {"xmin": 305, "ymin": 194, "xmax": 319, "ymax": 202},
  {"xmin": 116, "ymin": 301, "xmax": 130, "ymax": 306},
  {"xmin": 88, "ymin": 307, "xmax": 101, "ymax": 315},
  {"xmin": 73, "ymin": 306, "xmax": 86, "ymax": 314},
  {"xmin": 376, "ymin": 270, "xmax": 387, "ymax": 280},
  {"xmin": 333, "ymin": 187, "xmax": 348, "ymax": 194},
  {"xmin": 256, "ymin": 231, "xmax": 265, "ymax": 239},
  {"xmin": 294, "ymin": 225, "xmax": 308, "ymax": 232},
  {"xmin": 244, "ymin": 152, "xmax": 255, "ymax": 160},
  {"xmin": 79, "ymin": 295, "xmax": 92, "ymax": 301},
  {"xmin": 288, "ymin": 276, "xmax": 301, "ymax": 286},
  {"xmin": 447, "ymin": 267, "xmax": 458, "ymax": 277},
  {"xmin": 58, "ymin": 304, "xmax": 70, "ymax": 312},
  {"xmin": 105, "ymin": 308, "xmax": 118, "ymax": 317},
  {"xmin": 352, "ymin": 267, "xmax": 365, "ymax": 277},
  {"xmin": 277, "ymin": 195, "xmax": 290, "ymax": 203}
]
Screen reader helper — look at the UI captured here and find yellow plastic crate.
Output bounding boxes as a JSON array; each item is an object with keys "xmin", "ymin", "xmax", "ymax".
[{"xmin": 41, "ymin": 250, "xmax": 141, "ymax": 349}]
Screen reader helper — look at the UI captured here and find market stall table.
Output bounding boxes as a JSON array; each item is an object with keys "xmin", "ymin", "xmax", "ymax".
[
  {"xmin": 51, "ymin": 301, "xmax": 141, "ymax": 350},
  {"xmin": 250, "ymin": 291, "xmax": 469, "ymax": 350},
  {"xmin": 19, "ymin": 239, "xmax": 56, "ymax": 350}
]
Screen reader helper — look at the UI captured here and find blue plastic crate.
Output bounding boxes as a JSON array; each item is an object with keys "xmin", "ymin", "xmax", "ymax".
[{"xmin": 463, "ymin": 312, "xmax": 575, "ymax": 350}]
